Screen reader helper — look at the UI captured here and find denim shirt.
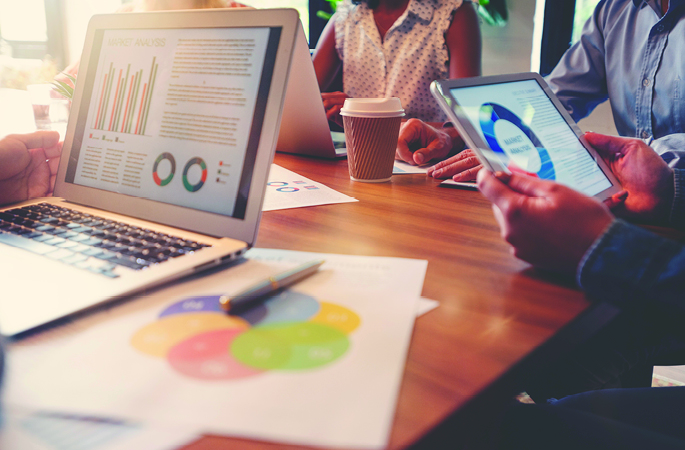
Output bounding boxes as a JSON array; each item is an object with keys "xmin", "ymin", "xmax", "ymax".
[
  {"xmin": 545, "ymin": 0, "xmax": 685, "ymax": 168},
  {"xmin": 578, "ymin": 169, "xmax": 685, "ymax": 314}
]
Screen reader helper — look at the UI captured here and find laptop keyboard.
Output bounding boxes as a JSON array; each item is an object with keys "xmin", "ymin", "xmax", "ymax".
[{"xmin": 0, "ymin": 203, "xmax": 210, "ymax": 278}]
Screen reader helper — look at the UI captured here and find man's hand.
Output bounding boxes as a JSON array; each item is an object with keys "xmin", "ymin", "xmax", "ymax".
[
  {"xmin": 0, "ymin": 131, "xmax": 62, "ymax": 206},
  {"xmin": 585, "ymin": 132, "xmax": 675, "ymax": 225},
  {"xmin": 321, "ymin": 91, "xmax": 348, "ymax": 128},
  {"xmin": 477, "ymin": 170, "xmax": 614, "ymax": 274},
  {"xmin": 426, "ymin": 148, "xmax": 482, "ymax": 181},
  {"xmin": 396, "ymin": 119, "xmax": 463, "ymax": 166}
]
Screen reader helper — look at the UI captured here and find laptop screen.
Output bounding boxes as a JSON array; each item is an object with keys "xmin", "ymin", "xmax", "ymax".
[{"xmin": 65, "ymin": 26, "xmax": 282, "ymax": 220}]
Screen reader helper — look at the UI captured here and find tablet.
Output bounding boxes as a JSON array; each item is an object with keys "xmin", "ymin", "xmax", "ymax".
[{"xmin": 431, "ymin": 73, "xmax": 621, "ymax": 200}]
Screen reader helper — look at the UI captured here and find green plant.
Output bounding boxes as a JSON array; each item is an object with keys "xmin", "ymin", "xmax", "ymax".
[
  {"xmin": 51, "ymin": 73, "xmax": 76, "ymax": 99},
  {"xmin": 477, "ymin": 0, "xmax": 508, "ymax": 27},
  {"xmin": 315, "ymin": 0, "xmax": 508, "ymax": 26},
  {"xmin": 316, "ymin": 0, "xmax": 340, "ymax": 20},
  {"xmin": 0, "ymin": 56, "xmax": 60, "ymax": 90}
]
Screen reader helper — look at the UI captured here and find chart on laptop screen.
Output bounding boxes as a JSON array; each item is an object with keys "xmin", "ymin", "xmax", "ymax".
[{"xmin": 72, "ymin": 27, "xmax": 273, "ymax": 216}]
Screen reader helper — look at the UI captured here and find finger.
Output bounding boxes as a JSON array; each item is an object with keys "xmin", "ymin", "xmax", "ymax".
[
  {"xmin": 322, "ymin": 96, "xmax": 347, "ymax": 110},
  {"xmin": 415, "ymin": 135, "xmax": 450, "ymax": 164},
  {"xmin": 325, "ymin": 104, "xmax": 342, "ymax": 122},
  {"xmin": 584, "ymin": 132, "xmax": 635, "ymax": 159},
  {"xmin": 321, "ymin": 91, "xmax": 347, "ymax": 100},
  {"xmin": 44, "ymin": 141, "xmax": 63, "ymax": 160},
  {"xmin": 452, "ymin": 164, "xmax": 482, "ymax": 182},
  {"xmin": 603, "ymin": 190, "xmax": 628, "ymax": 209},
  {"xmin": 396, "ymin": 121, "xmax": 422, "ymax": 164},
  {"xmin": 503, "ymin": 172, "xmax": 558, "ymax": 197},
  {"xmin": 48, "ymin": 154, "xmax": 61, "ymax": 176},
  {"xmin": 6, "ymin": 130, "xmax": 60, "ymax": 151},
  {"xmin": 430, "ymin": 152, "xmax": 480, "ymax": 179},
  {"xmin": 477, "ymin": 169, "xmax": 525, "ymax": 213},
  {"xmin": 427, "ymin": 153, "xmax": 461, "ymax": 175}
]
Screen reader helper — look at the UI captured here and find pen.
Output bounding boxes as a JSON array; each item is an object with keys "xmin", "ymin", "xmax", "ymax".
[{"xmin": 219, "ymin": 259, "xmax": 325, "ymax": 313}]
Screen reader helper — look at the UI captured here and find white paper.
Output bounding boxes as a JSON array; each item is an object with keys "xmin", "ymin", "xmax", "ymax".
[
  {"xmin": 263, "ymin": 165, "xmax": 357, "ymax": 211},
  {"xmin": 6, "ymin": 250, "xmax": 426, "ymax": 449},
  {"xmin": 440, "ymin": 179, "xmax": 479, "ymax": 190},
  {"xmin": 416, "ymin": 298, "xmax": 439, "ymax": 317},
  {"xmin": 0, "ymin": 406, "xmax": 198, "ymax": 450},
  {"xmin": 392, "ymin": 160, "xmax": 429, "ymax": 174}
]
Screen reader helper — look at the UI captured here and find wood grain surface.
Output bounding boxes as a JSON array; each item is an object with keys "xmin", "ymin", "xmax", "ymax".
[{"xmin": 183, "ymin": 153, "xmax": 593, "ymax": 450}]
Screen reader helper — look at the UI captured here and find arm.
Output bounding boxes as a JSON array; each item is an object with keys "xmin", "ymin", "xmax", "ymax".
[
  {"xmin": 651, "ymin": 133, "xmax": 685, "ymax": 170},
  {"xmin": 313, "ymin": 18, "xmax": 347, "ymax": 127},
  {"xmin": 544, "ymin": 0, "xmax": 609, "ymax": 121},
  {"xmin": 476, "ymin": 133, "xmax": 685, "ymax": 315},
  {"xmin": 446, "ymin": 1, "xmax": 481, "ymax": 79}
]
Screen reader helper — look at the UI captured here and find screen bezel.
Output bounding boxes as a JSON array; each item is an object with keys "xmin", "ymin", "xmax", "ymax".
[
  {"xmin": 431, "ymin": 73, "xmax": 622, "ymax": 201},
  {"xmin": 53, "ymin": 9, "xmax": 300, "ymax": 244}
]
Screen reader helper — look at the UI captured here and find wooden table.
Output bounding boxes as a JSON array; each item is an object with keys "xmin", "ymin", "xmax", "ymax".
[{"xmin": 169, "ymin": 154, "xmax": 616, "ymax": 449}]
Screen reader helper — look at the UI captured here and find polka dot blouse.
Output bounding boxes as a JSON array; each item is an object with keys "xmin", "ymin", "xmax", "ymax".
[{"xmin": 334, "ymin": 0, "xmax": 466, "ymax": 123}]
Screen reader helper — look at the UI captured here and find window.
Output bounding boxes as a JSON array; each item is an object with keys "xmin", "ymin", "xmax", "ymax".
[
  {"xmin": 246, "ymin": 0, "xmax": 310, "ymax": 42},
  {"xmin": 0, "ymin": 0, "xmax": 49, "ymax": 60}
]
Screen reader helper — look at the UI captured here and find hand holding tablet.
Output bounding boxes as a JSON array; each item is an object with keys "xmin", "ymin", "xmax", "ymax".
[{"xmin": 431, "ymin": 73, "xmax": 622, "ymax": 201}]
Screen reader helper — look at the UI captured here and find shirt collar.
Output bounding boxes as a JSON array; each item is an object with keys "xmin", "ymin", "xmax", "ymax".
[{"xmin": 407, "ymin": 0, "xmax": 438, "ymax": 23}]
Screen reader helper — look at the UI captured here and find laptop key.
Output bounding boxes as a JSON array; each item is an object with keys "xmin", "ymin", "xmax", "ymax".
[
  {"xmin": 0, "ymin": 231, "xmax": 58, "ymax": 255},
  {"xmin": 46, "ymin": 249, "xmax": 75, "ymax": 260}
]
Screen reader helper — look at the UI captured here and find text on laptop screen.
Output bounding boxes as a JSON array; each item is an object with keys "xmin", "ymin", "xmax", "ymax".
[
  {"xmin": 65, "ymin": 26, "xmax": 282, "ymax": 219},
  {"xmin": 449, "ymin": 79, "xmax": 612, "ymax": 197}
]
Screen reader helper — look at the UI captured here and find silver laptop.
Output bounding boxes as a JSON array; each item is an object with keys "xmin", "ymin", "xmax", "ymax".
[
  {"xmin": 275, "ymin": 22, "xmax": 346, "ymax": 159},
  {"xmin": 0, "ymin": 9, "xmax": 300, "ymax": 336}
]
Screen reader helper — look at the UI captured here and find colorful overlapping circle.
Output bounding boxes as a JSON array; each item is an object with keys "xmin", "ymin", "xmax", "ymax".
[{"xmin": 131, "ymin": 291, "xmax": 360, "ymax": 380}]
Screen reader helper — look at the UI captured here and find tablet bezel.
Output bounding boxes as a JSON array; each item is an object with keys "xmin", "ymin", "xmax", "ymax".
[{"xmin": 431, "ymin": 72, "xmax": 622, "ymax": 201}]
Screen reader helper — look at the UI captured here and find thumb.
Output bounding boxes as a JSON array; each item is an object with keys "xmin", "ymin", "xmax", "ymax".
[
  {"xmin": 504, "ymin": 172, "xmax": 557, "ymax": 197},
  {"xmin": 477, "ymin": 169, "xmax": 526, "ymax": 212},
  {"xmin": 584, "ymin": 132, "xmax": 634, "ymax": 160}
]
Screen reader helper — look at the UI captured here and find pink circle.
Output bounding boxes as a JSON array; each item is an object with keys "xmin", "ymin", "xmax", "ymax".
[{"xmin": 168, "ymin": 328, "xmax": 263, "ymax": 380}]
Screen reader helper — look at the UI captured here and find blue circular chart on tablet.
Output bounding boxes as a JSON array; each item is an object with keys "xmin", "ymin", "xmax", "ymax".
[{"xmin": 478, "ymin": 103, "xmax": 555, "ymax": 180}]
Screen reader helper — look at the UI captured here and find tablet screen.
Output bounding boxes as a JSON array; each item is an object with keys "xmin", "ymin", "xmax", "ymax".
[{"xmin": 448, "ymin": 79, "xmax": 612, "ymax": 197}]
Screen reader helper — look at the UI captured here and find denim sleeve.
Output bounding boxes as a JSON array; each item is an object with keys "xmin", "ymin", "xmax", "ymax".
[
  {"xmin": 578, "ymin": 219, "xmax": 685, "ymax": 314},
  {"xmin": 651, "ymin": 134, "xmax": 685, "ymax": 169},
  {"xmin": 544, "ymin": 0, "xmax": 609, "ymax": 121}
]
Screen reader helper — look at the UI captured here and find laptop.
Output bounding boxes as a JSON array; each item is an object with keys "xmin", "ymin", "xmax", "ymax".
[
  {"xmin": 0, "ymin": 9, "xmax": 300, "ymax": 336},
  {"xmin": 431, "ymin": 73, "xmax": 621, "ymax": 201},
  {"xmin": 275, "ymin": 22, "xmax": 347, "ymax": 159}
]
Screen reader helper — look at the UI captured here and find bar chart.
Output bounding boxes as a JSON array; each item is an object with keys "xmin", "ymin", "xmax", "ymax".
[{"xmin": 92, "ymin": 56, "xmax": 159, "ymax": 136}]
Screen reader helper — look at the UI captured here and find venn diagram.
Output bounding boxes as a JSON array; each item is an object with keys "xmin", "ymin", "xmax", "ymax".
[{"xmin": 131, "ymin": 291, "xmax": 360, "ymax": 380}]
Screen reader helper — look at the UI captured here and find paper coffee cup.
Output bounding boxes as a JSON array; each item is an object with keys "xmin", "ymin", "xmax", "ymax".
[{"xmin": 340, "ymin": 98, "xmax": 405, "ymax": 182}]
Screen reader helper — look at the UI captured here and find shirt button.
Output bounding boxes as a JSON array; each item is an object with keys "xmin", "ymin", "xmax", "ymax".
[
  {"xmin": 642, "ymin": 131, "xmax": 650, "ymax": 139},
  {"xmin": 657, "ymin": 25, "xmax": 665, "ymax": 32},
  {"xmin": 643, "ymin": 78, "xmax": 651, "ymax": 87}
]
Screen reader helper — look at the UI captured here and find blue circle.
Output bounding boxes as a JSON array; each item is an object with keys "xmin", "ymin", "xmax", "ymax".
[{"xmin": 478, "ymin": 103, "xmax": 555, "ymax": 180}]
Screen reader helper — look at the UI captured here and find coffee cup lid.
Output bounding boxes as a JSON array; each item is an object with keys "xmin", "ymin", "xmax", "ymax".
[{"xmin": 339, "ymin": 97, "xmax": 405, "ymax": 118}]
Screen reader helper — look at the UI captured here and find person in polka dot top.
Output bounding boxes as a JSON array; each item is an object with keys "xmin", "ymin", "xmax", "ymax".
[{"xmin": 313, "ymin": 0, "xmax": 481, "ymax": 142}]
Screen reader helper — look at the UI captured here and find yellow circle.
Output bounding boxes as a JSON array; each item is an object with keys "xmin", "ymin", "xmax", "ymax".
[
  {"xmin": 309, "ymin": 302, "xmax": 361, "ymax": 334},
  {"xmin": 131, "ymin": 313, "xmax": 248, "ymax": 357}
]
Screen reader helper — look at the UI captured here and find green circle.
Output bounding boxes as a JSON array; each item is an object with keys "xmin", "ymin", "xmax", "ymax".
[{"xmin": 231, "ymin": 323, "xmax": 349, "ymax": 371}]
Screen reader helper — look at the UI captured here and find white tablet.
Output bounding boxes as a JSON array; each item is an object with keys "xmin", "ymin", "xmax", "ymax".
[{"xmin": 431, "ymin": 73, "xmax": 621, "ymax": 200}]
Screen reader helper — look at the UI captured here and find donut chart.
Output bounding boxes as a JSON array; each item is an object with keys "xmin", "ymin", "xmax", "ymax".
[
  {"xmin": 182, "ymin": 157, "xmax": 208, "ymax": 192},
  {"xmin": 131, "ymin": 291, "xmax": 361, "ymax": 381},
  {"xmin": 479, "ymin": 103, "xmax": 555, "ymax": 180},
  {"xmin": 152, "ymin": 152, "xmax": 176, "ymax": 186}
]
